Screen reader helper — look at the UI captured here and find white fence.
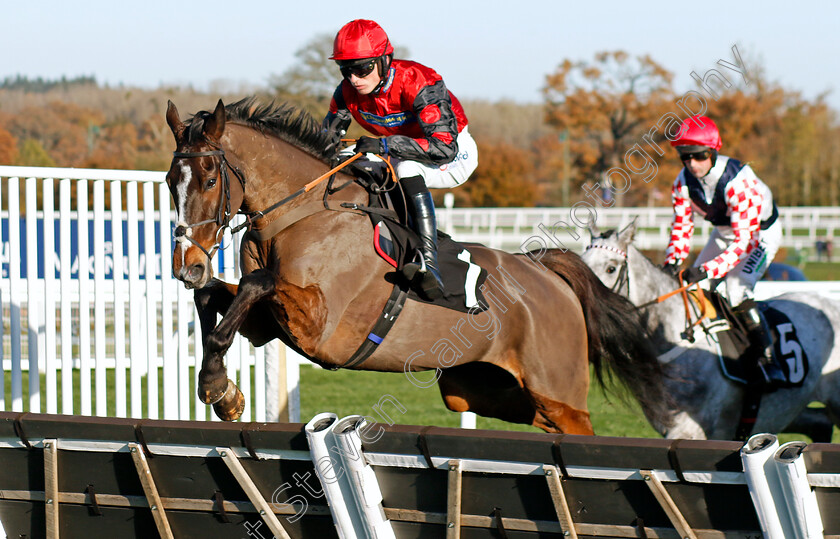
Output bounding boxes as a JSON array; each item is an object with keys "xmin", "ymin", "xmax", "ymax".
[
  {"xmin": 2, "ymin": 165, "xmax": 839, "ymax": 424},
  {"xmin": 0, "ymin": 165, "xmax": 303, "ymax": 423},
  {"xmin": 438, "ymin": 203, "xmax": 840, "ymax": 256}
]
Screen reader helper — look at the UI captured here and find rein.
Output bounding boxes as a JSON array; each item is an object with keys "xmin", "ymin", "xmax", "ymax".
[
  {"xmin": 172, "ymin": 143, "xmax": 378, "ymax": 262},
  {"xmin": 586, "ymin": 242, "xmax": 708, "ymax": 340},
  {"xmin": 242, "ymin": 152, "xmax": 365, "ymax": 231}
]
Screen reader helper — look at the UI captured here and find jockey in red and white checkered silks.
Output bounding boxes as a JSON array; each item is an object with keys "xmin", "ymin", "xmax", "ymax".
[
  {"xmin": 663, "ymin": 115, "xmax": 781, "ymax": 307},
  {"xmin": 662, "ymin": 114, "xmax": 785, "ymax": 386}
]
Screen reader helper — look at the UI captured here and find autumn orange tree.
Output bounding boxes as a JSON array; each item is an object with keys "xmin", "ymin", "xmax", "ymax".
[
  {"xmin": 543, "ymin": 51, "xmax": 677, "ymax": 206},
  {"xmin": 439, "ymin": 140, "xmax": 539, "ymax": 207},
  {"xmin": 0, "ymin": 124, "xmax": 18, "ymax": 165},
  {"xmin": 700, "ymin": 62, "xmax": 840, "ymax": 207}
]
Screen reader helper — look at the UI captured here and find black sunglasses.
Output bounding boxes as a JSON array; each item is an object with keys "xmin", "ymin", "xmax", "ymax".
[
  {"xmin": 680, "ymin": 150, "xmax": 712, "ymax": 162},
  {"xmin": 339, "ymin": 60, "xmax": 377, "ymax": 80}
]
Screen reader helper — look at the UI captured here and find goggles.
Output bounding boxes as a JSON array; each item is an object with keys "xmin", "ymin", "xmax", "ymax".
[
  {"xmin": 679, "ymin": 149, "xmax": 712, "ymax": 162},
  {"xmin": 339, "ymin": 59, "xmax": 377, "ymax": 79}
]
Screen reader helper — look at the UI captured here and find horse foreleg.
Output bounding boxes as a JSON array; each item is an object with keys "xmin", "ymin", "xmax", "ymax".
[
  {"xmin": 197, "ymin": 270, "xmax": 276, "ymax": 420},
  {"xmin": 193, "ymin": 278, "xmax": 238, "ymax": 347}
]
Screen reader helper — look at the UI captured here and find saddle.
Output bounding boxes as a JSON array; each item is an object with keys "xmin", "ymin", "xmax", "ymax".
[
  {"xmin": 702, "ymin": 291, "xmax": 808, "ymax": 388},
  {"xmin": 332, "ymin": 157, "xmax": 489, "ymax": 313}
]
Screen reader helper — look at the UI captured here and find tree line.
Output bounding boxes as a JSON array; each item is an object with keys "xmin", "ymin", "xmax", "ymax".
[{"xmin": 0, "ymin": 39, "xmax": 836, "ymax": 208}]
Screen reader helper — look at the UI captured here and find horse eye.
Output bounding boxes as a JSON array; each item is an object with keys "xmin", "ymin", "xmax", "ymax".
[
  {"xmin": 205, "ymin": 177, "xmax": 217, "ymax": 190},
  {"xmin": 606, "ymin": 266, "xmax": 617, "ymax": 274}
]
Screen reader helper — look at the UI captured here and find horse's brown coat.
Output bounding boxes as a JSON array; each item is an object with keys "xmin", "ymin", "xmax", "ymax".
[{"xmin": 165, "ymin": 98, "xmax": 670, "ymax": 433}]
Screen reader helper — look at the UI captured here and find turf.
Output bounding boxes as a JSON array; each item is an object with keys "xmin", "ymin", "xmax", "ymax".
[{"xmin": 298, "ymin": 365, "xmax": 839, "ymax": 443}]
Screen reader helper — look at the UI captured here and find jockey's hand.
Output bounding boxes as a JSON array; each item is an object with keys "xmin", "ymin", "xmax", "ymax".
[
  {"xmin": 682, "ymin": 266, "xmax": 707, "ymax": 285},
  {"xmin": 355, "ymin": 136, "xmax": 384, "ymax": 155},
  {"xmin": 323, "ymin": 118, "xmax": 347, "ymax": 155},
  {"xmin": 661, "ymin": 263, "xmax": 681, "ymax": 278}
]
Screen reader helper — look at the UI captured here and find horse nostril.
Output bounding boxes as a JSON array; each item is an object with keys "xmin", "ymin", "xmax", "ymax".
[{"xmin": 187, "ymin": 264, "xmax": 205, "ymax": 282}]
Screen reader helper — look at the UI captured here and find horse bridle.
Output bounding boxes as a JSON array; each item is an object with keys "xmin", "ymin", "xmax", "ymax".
[
  {"xmin": 585, "ymin": 241, "xmax": 630, "ymax": 297},
  {"xmin": 171, "ymin": 148, "xmax": 247, "ymax": 261}
]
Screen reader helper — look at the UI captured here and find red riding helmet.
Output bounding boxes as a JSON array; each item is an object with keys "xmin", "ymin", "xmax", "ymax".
[
  {"xmin": 330, "ymin": 19, "xmax": 394, "ymax": 60},
  {"xmin": 670, "ymin": 115, "xmax": 722, "ymax": 150}
]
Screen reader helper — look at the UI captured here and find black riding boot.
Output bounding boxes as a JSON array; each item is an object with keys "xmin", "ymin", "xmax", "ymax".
[
  {"xmin": 402, "ymin": 176, "xmax": 444, "ymax": 300},
  {"xmin": 739, "ymin": 300, "xmax": 786, "ymax": 388}
]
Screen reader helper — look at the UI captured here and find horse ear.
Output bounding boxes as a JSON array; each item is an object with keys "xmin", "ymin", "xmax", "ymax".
[
  {"xmin": 587, "ymin": 220, "xmax": 601, "ymax": 238},
  {"xmin": 166, "ymin": 100, "xmax": 185, "ymax": 138},
  {"xmin": 204, "ymin": 99, "xmax": 226, "ymax": 141},
  {"xmin": 617, "ymin": 219, "xmax": 638, "ymax": 246}
]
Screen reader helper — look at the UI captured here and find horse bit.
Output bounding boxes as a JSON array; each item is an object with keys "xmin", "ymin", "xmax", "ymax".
[{"xmin": 171, "ymin": 148, "xmax": 247, "ymax": 261}]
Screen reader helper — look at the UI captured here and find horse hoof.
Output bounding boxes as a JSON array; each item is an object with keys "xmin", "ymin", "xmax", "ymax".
[
  {"xmin": 198, "ymin": 384, "xmax": 225, "ymax": 405},
  {"xmin": 212, "ymin": 380, "xmax": 245, "ymax": 421}
]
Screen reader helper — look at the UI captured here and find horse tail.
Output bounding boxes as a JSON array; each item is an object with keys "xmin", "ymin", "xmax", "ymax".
[{"xmin": 537, "ymin": 248, "xmax": 672, "ymax": 429}]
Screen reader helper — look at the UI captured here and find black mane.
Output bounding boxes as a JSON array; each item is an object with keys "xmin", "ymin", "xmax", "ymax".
[{"xmin": 184, "ymin": 97, "xmax": 333, "ymax": 162}]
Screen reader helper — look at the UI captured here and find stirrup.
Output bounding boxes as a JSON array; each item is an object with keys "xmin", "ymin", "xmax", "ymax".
[
  {"xmin": 401, "ymin": 249, "xmax": 425, "ymax": 281},
  {"xmin": 403, "ymin": 249, "xmax": 443, "ymax": 300}
]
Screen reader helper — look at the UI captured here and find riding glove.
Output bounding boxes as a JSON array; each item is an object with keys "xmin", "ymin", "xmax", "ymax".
[
  {"xmin": 661, "ymin": 263, "xmax": 681, "ymax": 278},
  {"xmin": 355, "ymin": 136, "xmax": 385, "ymax": 155},
  {"xmin": 682, "ymin": 266, "xmax": 707, "ymax": 284}
]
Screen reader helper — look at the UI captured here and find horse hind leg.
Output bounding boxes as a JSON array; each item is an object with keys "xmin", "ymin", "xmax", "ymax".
[
  {"xmin": 437, "ymin": 364, "xmax": 536, "ymax": 426},
  {"xmin": 529, "ymin": 389, "xmax": 594, "ymax": 435},
  {"xmin": 437, "ymin": 364, "xmax": 594, "ymax": 434}
]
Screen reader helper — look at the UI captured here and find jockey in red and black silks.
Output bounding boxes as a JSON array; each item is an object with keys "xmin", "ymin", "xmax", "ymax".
[
  {"xmin": 324, "ymin": 59, "xmax": 471, "ymax": 171},
  {"xmin": 662, "ymin": 114, "xmax": 785, "ymax": 387},
  {"xmin": 323, "ymin": 19, "xmax": 479, "ymax": 301}
]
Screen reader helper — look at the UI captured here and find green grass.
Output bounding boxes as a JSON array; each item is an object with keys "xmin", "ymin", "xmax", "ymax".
[
  {"xmin": 5, "ymin": 361, "xmax": 837, "ymax": 443},
  {"xmin": 299, "ymin": 366, "xmax": 840, "ymax": 443},
  {"xmin": 801, "ymin": 261, "xmax": 840, "ymax": 280},
  {"xmin": 2, "ymin": 367, "xmax": 260, "ymax": 422}
]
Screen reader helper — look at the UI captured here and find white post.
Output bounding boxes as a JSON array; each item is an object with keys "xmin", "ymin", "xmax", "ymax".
[
  {"xmin": 111, "ymin": 181, "xmax": 127, "ymax": 418},
  {"xmin": 93, "ymin": 180, "xmax": 107, "ymax": 416},
  {"xmin": 774, "ymin": 441, "xmax": 824, "ymax": 539},
  {"xmin": 254, "ymin": 345, "xmax": 266, "ymax": 423},
  {"xmin": 25, "ymin": 177, "xmax": 40, "ymax": 413},
  {"xmin": 77, "ymin": 180, "xmax": 92, "ymax": 416},
  {"xmin": 143, "ymin": 182, "xmax": 158, "ymax": 419},
  {"xmin": 42, "ymin": 178, "xmax": 57, "ymax": 414},
  {"xmin": 7, "ymin": 176, "xmax": 20, "ymax": 412},
  {"xmin": 126, "ymin": 182, "xmax": 143, "ymax": 418},
  {"xmin": 305, "ymin": 413, "xmax": 363, "ymax": 539},
  {"xmin": 264, "ymin": 340, "xmax": 287, "ymax": 422},
  {"xmin": 0, "ymin": 178, "xmax": 4, "ymax": 411},
  {"xmin": 286, "ymin": 347, "xmax": 301, "ymax": 423},
  {"xmin": 443, "ymin": 192, "xmax": 455, "ymax": 236},
  {"xmin": 59, "ymin": 179, "xmax": 73, "ymax": 414},
  {"xmin": 268, "ymin": 344, "xmax": 302, "ymax": 423},
  {"xmin": 159, "ymin": 183, "xmax": 177, "ymax": 420},
  {"xmin": 741, "ymin": 433, "xmax": 795, "ymax": 538}
]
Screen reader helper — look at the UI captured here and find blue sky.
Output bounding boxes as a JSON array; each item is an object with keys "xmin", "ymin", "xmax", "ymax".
[{"xmin": 4, "ymin": 0, "xmax": 839, "ymax": 110}]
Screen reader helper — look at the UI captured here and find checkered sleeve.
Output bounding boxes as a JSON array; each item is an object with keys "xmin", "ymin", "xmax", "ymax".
[
  {"xmin": 664, "ymin": 176, "xmax": 694, "ymax": 265},
  {"xmin": 699, "ymin": 173, "xmax": 763, "ymax": 279}
]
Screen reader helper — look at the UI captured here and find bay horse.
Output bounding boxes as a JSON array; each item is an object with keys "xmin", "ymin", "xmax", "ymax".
[
  {"xmin": 164, "ymin": 97, "xmax": 672, "ymax": 434},
  {"xmin": 582, "ymin": 220, "xmax": 840, "ymax": 440}
]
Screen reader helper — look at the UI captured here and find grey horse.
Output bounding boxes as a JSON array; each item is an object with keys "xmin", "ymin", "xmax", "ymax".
[{"xmin": 582, "ymin": 220, "xmax": 840, "ymax": 440}]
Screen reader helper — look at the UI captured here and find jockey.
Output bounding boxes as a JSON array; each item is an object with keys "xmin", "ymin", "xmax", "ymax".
[
  {"xmin": 663, "ymin": 115, "xmax": 786, "ymax": 387},
  {"xmin": 322, "ymin": 19, "xmax": 478, "ymax": 301}
]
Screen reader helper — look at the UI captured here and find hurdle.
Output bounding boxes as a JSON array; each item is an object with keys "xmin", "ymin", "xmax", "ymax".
[{"xmin": 1, "ymin": 411, "xmax": 838, "ymax": 538}]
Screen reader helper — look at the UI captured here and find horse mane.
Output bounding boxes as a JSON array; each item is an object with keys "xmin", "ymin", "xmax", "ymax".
[{"xmin": 184, "ymin": 97, "xmax": 333, "ymax": 163}]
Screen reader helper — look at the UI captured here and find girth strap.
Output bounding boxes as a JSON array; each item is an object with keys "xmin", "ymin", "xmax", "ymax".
[
  {"xmin": 342, "ymin": 283, "xmax": 409, "ymax": 369},
  {"xmin": 735, "ymin": 387, "xmax": 763, "ymax": 441}
]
